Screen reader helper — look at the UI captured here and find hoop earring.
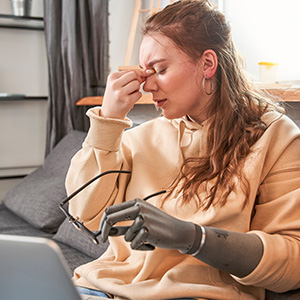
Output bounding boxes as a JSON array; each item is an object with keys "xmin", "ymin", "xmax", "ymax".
[{"xmin": 202, "ymin": 76, "xmax": 214, "ymax": 96}]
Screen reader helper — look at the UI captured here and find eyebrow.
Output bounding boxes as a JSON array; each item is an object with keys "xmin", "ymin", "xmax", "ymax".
[{"xmin": 141, "ymin": 58, "xmax": 167, "ymax": 69}]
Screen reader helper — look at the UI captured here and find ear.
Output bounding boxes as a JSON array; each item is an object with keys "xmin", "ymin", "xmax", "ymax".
[{"xmin": 200, "ymin": 49, "xmax": 218, "ymax": 79}]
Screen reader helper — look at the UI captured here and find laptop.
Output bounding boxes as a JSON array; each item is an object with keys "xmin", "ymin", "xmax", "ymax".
[{"xmin": 0, "ymin": 234, "xmax": 108, "ymax": 300}]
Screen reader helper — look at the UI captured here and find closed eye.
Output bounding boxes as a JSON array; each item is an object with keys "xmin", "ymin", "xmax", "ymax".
[{"xmin": 156, "ymin": 68, "xmax": 166, "ymax": 75}]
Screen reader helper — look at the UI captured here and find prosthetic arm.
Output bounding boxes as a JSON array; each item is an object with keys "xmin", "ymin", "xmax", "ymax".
[{"xmin": 100, "ymin": 199, "xmax": 264, "ymax": 277}]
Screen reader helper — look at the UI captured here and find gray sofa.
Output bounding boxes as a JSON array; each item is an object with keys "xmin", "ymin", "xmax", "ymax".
[
  {"xmin": 0, "ymin": 130, "xmax": 108, "ymax": 272},
  {"xmin": 0, "ymin": 129, "xmax": 299, "ymax": 299}
]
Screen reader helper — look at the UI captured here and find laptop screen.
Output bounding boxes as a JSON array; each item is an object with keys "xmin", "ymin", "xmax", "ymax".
[{"xmin": 0, "ymin": 234, "xmax": 82, "ymax": 300}]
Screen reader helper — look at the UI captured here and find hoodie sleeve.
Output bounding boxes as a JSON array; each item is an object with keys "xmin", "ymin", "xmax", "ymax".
[
  {"xmin": 66, "ymin": 107, "xmax": 133, "ymax": 230},
  {"xmin": 232, "ymin": 113, "xmax": 300, "ymax": 292}
]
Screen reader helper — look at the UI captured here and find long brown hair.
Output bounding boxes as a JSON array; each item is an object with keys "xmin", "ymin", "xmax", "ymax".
[{"xmin": 144, "ymin": 0, "xmax": 283, "ymax": 209}]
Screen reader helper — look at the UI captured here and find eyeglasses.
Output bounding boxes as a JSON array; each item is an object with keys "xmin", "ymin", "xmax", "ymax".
[
  {"xmin": 59, "ymin": 169, "xmax": 166, "ymax": 245},
  {"xmin": 59, "ymin": 170, "xmax": 131, "ymax": 245}
]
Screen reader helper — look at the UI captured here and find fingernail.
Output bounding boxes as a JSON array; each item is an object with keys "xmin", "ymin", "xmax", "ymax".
[{"xmin": 146, "ymin": 69, "xmax": 156, "ymax": 75}]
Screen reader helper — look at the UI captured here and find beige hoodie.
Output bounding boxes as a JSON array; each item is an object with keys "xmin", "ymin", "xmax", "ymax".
[{"xmin": 66, "ymin": 107, "xmax": 300, "ymax": 300}]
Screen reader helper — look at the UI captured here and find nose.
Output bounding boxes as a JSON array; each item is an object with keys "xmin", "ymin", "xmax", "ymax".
[{"xmin": 143, "ymin": 75, "xmax": 158, "ymax": 93}]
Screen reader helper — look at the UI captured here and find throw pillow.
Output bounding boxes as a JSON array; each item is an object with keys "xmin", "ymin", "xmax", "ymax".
[
  {"xmin": 53, "ymin": 219, "xmax": 109, "ymax": 259},
  {"xmin": 3, "ymin": 130, "xmax": 86, "ymax": 233}
]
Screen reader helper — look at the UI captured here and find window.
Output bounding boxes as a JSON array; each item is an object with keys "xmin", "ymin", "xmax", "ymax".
[{"xmin": 222, "ymin": 0, "xmax": 300, "ymax": 83}]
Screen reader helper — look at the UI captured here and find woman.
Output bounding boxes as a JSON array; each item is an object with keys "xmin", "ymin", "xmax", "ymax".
[{"xmin": 66, "ymin": 1, "xmax": 300, "ymax": 299}]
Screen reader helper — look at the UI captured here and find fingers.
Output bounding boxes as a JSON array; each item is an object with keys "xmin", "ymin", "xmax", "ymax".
[
  {"xmin": 99, "ymin": 202, "xmax": 128, "ymax": 233},
  {"xmin": 104, "ymin": 199, "xmax": 138, "ymax": 215},
  {"xmin": 99, "ymin": 199, "xmax": 156, "ymax": 252},
  {"xmin": 101, "ymin": 69, "xmax": 149, "ymax": 119},
  {"xmin": 130, "ymin": 228, "xmax": 155, "ymax": 251},
  {"xmin": 124, "ymin": 214, "xmax": 155, "ymax": 251},
  {"xmin": 135, "ymin": 243, "xmax": 155, "ymax": 251},
  {"xmin": 115, "ymin": 70, "xmax": 144, "ymax": 88},
  {"xmin": 125, "ymin": 215, "xmax": 144, "ymax": 241},
  {"xmin": 131, "ymin": 227, "xmax": 148, "ymax": 249},
  {"xmin": 108, "ymin": 226, "xmax": 131, "ymax": 237},
  {"xmin": 118, "ymin": 66, "xmax": 154, "ymax": 81},
  {"xmin": 101, "ymin": 206, "xmax": 140, "ymax": 242},
  {"xmin": 107, "ymin": 68, "xmax": 152, "ymax": 93},
  {"xmin": 100, "ymin": 200, "xmax": 141, "ymax": 242}
]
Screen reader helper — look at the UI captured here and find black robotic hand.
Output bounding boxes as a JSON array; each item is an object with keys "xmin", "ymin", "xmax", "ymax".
[{"xmin": 99, "ymin": 199, "xmax": 202, "ymax": 253}]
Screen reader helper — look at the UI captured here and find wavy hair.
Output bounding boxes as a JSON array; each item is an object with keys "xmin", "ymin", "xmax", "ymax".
[{"xmin": 144, "ymin": 0, "xmax": 283, "ymax": 209}]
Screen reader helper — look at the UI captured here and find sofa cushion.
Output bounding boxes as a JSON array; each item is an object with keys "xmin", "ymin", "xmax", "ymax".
[
  {"xmin": 2, "ymin": 130, "xmax": 86, "ymax": 233},
  {"xmin": 53, "ymin": 219, "xmax": 109, "ymax": 259},
  {"xmin": 55, "ymin": 240, "xmax": 95, "ymax": 272},
  {"xmin": 0, "ymin": 203, "xmax": 93, "ymax": 272},
  {"xmin": 0, "ymin": 203, "xmax": 54, "ymax": 238}
]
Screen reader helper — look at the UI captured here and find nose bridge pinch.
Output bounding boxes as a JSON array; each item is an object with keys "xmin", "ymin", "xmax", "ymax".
[{"xmin": 143, "ymin": 75, "xmax": 158, "ymax": 92}]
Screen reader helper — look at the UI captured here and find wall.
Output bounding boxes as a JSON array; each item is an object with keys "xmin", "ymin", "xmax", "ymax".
[
  {"xmin": 0, "ymin": 1, "xmax": 47, "ymax": 94},
  {"xmin": 109, "ymin": 0, "xmax": 172, "ymax": 71},
  {"xmin": 109, "ymin": 0, "xmax": 138, "ymax": 71},
  {"xmin": 0, "ymin": 1, "xmax": 48, "ymax": 200},
  {"xmin": 223, "ymin": 0, "xmax": 300, "ymax": 83}
]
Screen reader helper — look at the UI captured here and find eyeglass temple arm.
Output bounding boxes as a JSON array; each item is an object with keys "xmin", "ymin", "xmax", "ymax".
[
  {"xmin": 143, "ymin": 190, "xmax": 166, "ymax": 201},
  {"xmin": 59, "ymin": 170, "xmax": 131, "ymax": 207}
]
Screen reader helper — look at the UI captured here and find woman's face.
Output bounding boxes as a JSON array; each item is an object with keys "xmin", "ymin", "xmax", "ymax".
[{"xmin": 139, "ymin": 32, "xmax": 210, "ymax": 123}]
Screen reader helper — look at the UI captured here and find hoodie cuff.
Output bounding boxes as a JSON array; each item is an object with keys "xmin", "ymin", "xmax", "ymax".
[
  {"xmin": 231, "ymin": 231, "xmax": 297, "ymax": 292},
  {"xmin": 85, "ymin": 107, "xmax": 132, "ymax": 151}
]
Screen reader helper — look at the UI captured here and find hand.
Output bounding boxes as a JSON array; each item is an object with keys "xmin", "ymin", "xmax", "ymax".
[
  {"xmin": 101, "ymin": 69, "xmax": 152, "ymax": 120},
  {"xmin": 99, "ymin": 199, "xmax": 199, "ymax": 253}
]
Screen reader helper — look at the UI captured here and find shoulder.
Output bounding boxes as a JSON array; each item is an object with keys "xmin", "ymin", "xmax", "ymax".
[
  {"xmin": 261, "ymin": 111, "xmax": 300, "ymax": 141},
  {"xmin": 253, "ymin": 111, "xmax": 300, "ymax": 164},
  {"xmin": 262, "ymin": 110, "xmax": 298, "ymax": 129}
]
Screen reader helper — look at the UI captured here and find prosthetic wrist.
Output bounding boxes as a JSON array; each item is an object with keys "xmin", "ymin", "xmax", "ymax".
[{"xmin": 183, "ymin": 224, "xmax": 206, "ymax": 256}]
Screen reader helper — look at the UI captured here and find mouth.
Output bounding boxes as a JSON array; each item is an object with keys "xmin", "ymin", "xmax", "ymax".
[{"xmin": 153, "ymin": 99, "xmax": 167, "ymax": 108}]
